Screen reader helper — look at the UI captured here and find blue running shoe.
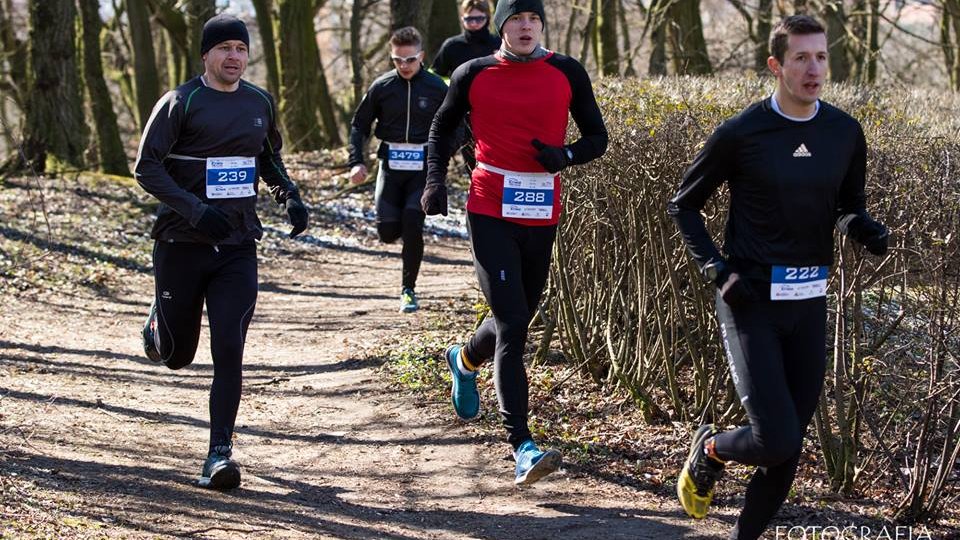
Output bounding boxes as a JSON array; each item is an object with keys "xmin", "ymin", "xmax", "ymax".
[
  {"xmin": 444, "ymin": 345, "xmax": 479, "ymax": 420},
  {"xmin": 400, "ymin": 288, "xmax": 419, "ymax": 313},
  {"xmin": 142, "ymin": 301, "xmax": 161, "ymax": 363},
  {"xmin": 514, "ymin": 440, "xmax": 562, "ymax": 486},
  {"xmin": 198, "ymin": 445, "xmax": 241, "ymax": 490}
]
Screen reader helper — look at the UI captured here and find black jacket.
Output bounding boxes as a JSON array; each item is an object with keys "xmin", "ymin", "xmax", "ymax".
[
  {"xmin": 348, "ymin": 67, "xmax": 448, "ymax": 167},
  {"xmin": 431, "ymin": 28, "xmax": 501, "ymax": 78}
]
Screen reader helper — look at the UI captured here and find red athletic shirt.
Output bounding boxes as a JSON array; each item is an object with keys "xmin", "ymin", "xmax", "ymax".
[{"xmin": 427, "ymin": 50, "xmax": 607, "ymax": 226}]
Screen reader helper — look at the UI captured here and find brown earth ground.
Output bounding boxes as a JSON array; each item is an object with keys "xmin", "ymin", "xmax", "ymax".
[{"xmin": 0, "ymin": 163, "xmax": 955, "ymax": 539}]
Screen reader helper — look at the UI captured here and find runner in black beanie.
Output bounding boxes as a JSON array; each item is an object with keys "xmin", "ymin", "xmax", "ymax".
[
  {"xmin": 201, "ymin": 14, "xmax": 249, "ymax": 55},
  {"xmin": 492, "ymin": 0, "xmax": 545, "ymax": 35}
]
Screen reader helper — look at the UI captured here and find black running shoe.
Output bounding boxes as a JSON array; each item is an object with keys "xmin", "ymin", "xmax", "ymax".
[
  {"xmin": 198, "ymin": 444, "xmax": 241, "ymax": 490},
  {"xmin": 142, "ymin": 301, "xmax": 161, "ymax": 363}
]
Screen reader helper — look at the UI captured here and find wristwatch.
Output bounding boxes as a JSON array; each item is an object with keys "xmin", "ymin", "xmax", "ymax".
[
  {"xmin": 564, "ymin": 147, "xmax": 574, "ymax": 164},
  {"xmin": 702, "ymin": 260, "xmax": 727, "ymax": 283}
]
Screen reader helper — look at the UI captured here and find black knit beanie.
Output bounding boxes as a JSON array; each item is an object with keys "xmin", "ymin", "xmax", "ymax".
[
  {"xmin": 200, "ymin": 14, "xmax": 250, "ymax": 55},
  {"xmin": 492, "ymin": 0, "xmax": 546, "ymax": 36}
]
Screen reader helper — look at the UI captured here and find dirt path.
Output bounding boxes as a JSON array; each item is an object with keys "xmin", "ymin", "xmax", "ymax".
[{"xmin": 0, "ymin": 184, "xmax": 736, "ymax": 539}]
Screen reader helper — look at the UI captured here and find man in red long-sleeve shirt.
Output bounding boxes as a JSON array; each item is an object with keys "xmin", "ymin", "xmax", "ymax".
[{"xmin": 422, "ymin": 0, "xmax": 607, "ymax": 485}]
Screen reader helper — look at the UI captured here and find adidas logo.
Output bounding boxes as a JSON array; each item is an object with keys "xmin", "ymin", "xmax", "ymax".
[{"xmin": 793, "ymin": 143, "xmax": 812, "ymax": 158}]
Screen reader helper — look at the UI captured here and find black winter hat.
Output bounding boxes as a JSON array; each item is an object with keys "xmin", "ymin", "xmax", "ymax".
[
  {"xmin": 200, "ymin": 14, "xmax": 250, "ymax": 55},
  {"xmin": 492, "ymin": 0, "xmax": 546, "ymax": 36}
]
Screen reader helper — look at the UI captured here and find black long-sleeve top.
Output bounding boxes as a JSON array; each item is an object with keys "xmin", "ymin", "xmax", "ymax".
[
  {"xmin": 430, "ymin": 28, "xmax": 501, "ymax": 78},
  {"xmin": 667, "ymin": 98, "xmax": 869, "ymax": 272},
  {"xmin": 134, "ymin": 76, "xmax": 298, "ymax": 244},
  {"xmin": 348, "ymin": 68, "xmax": 448, "ymax": 167}
]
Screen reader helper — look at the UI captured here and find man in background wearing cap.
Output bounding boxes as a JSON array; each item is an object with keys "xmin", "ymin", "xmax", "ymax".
[
  {"xmin": 422, "ymin": 0, "xmax": 607, "ymax": 485},
  {"xmin": 348, "ymin": 26, "xmax": 447, "ymax": 313},
  {"xmin": 135, "ymin": 13, "xmax": 309, "ymax": 490}
]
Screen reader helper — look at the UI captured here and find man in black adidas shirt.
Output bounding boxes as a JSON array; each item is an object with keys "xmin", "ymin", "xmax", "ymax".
[
  {"xmin": 668, "ymin": 15, "xmax": 889, "ymax": 540},
  {"xmin": 135, "ymin": 14, "xmax": 308, "ymax": 490},
  {"xmin": 348, "ymin": 26, "xmax": 447, "ymax": 313}
]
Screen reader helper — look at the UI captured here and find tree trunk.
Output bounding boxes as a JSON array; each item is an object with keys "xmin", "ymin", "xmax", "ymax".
[
  {"xmin": 825, "ymin": 0, "xmax": 851, "ymax": 82},
  {"xmin": 866, "ymin": 0, "xmax": 879, "ymax": 83},
  {"xmin": 277, "ymin": 0, "xmax": 323, "ymax": 150},
  {"xmin": 579, "ymin": 0, "xmax": 596, "ymax": 66},
  {"xmin": 147, "ymin": 0, "xmax": 189, "ymax": 86},
  {"xmin": 666, "ymin": 0, "xmax": 711, "ymax": 75},
  {"xmin": 618, "ymin": 0, "xmax": 636, "ymax": 77},
  {"xmin": 850, "ymin": 0, "xmax": 867, "ymax": 82},
  {"xmin": 564, "ymin": 0, "xmax": 581, "ymax": 59},
  {"xmin": 251, "ymin": 0, "xmax": 281, "ymax": 99},
  {"xmin": 390, "ymin": 0, "xmax": 435, "ymax": 50},
  {"xmin": 78, "ymin": 0, "xmax": 129, "ymax": 176},
  {"xmin": 126, "ymin": 0, "xmax": 159, "ymax": 130},
  {"xmin": 0, "ymin": 0, "xmax": 26, "ymax": 107},
  {"xmin": 648, "ymin": 0, "xmax": 668, "ymax": 75},
  {"xmin": 754, "ymin": 0, "xmax": 773, "ymax": 73},
  {"xmin": 186, "ymin": 0, "xmax": 216, "ymax": 77},
  {"xmin": 23, "ymin": 0, "xmax": 86, "ymax": 172},
  {"xmin": 427, "ymin": 0, "xmax": 459, "ymax": 61},
  {"xmin": 349, "ymin": 0, "xmax": 364, "ymax": 108},
  {"xmin": 315, "ymin": 44, "xmax": 342, "ymax": 146},
  {"xmin": 590, "ymin": 0, "xmax": 600, "ymax": 73},
  {"xmin": 598, "ymin": 0, "xmax": 619, "ymax": 76}
]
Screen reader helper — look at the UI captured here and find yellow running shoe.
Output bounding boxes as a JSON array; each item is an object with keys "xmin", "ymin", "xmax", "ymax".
[{"xmin": 677, "ymin": 424, "xmax": 725, "ymax": 519}]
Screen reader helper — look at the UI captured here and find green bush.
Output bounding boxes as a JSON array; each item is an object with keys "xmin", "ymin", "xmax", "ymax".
[{"xmin": 550, "ymin": 75, "xmax": 960, "ymax": 522}]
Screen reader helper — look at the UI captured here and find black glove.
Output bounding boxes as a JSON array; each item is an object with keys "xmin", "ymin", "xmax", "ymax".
[
  {"xmin": 716, "ymin": 268, "xmax": 757, "ymax": 309},
  {"xmin": 195, "ymin": 205, "xmax": 233, "ymax": 243},
  {"xmin": 285, "ymin": 194, "xmax": 309, "ymax": 238},
  {"xmin": 531, "ymin": 139, "xmax": 570, "ymax": 174},
  {"xmin": 845, "ymin": 215, "xmax": 889, "ymax": 256},
  {"xmin": 421, "ymin": 181, "xmax": 448, "ymax": 216}
]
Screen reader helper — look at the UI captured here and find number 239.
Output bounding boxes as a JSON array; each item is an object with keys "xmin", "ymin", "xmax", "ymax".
[{"xmin": 217, "ymin": 170, "xmax": 248, "ymax": 182}]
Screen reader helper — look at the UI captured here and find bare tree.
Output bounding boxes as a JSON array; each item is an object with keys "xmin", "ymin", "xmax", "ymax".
[
  {"xmin": 147, "ymin": 1, "xmax": 188, "ymax": 87},
  {"xmin": 941, "ymin": 0, "xmax": 960, "ymax": 89},
  {"xmin": 21, "ymin": 0, "xmax": 86, "ymax": 172},
  {"xmin": 824, "ymin": 0, "xmax": 852, "ymax": 82},
  {"xmin": 667, "ymin": 0, "xmax": 712, "ymax": 74},
  {"xmin": 185, "ymin": 0, "xmax": 216, "ymax": 77},
  {"xmin": 78, "ymin": 0, "xmax": 129, "ymax": 176},
  {"xmin": 598, "ymin": 0, "xmax": 620, "ymax": 76},
  {"xmin": 251, "ymin": 0, "xmax": 281, "ymax": 99},
  {"xmin": 126, "ymin": 0, "xmax": 159, "ymax": 130}
]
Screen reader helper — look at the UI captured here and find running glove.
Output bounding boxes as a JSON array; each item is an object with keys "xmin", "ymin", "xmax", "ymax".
[
  {"xmin": 839, "ymin": 214, "xmax": 889, "ymax": 256},
  {"xmin": 716, "ymin": 268, "xmax": 757, "ymax": 309},
  {"xmin": 531, "ymin": 139, "xmax": 570, "ymax": 174},
  {"xmin": 285, "ymin": 194, "xmax": 309, "ymax": 238},
  {"xmin": 421, "ymin": 181, "xmax": 448, "ymax": 216},
  {"xmin": 195, "ymin": 205, "xmax": 233, "ymax": 243}
]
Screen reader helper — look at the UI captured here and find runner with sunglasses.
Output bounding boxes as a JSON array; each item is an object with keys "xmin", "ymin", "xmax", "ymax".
[
  {"xmin": 348, "ymin": 27, "xmax": 447, "ymax": 312},
  {"xmin": 431, "ymin": 0, "xmax": 501, "ymax": 80},
  {"xmin": 431, "ymin": 1, "xmax": 501, "ymax": 174}
]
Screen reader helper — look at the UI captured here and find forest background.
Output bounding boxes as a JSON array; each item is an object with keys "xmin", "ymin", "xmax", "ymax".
[{"xmin": 2, "ymin": 0, "xmax": 960, "ymax": 536}]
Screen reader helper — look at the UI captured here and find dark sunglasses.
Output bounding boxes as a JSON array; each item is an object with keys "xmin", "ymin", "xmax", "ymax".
[
  {"xmin": 462, "ymin": 15, "xmax": 487, "ymax": 24},
  {"xmin": 391, "ymin": 53, "xmax": 421, "ymax": 65}
]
